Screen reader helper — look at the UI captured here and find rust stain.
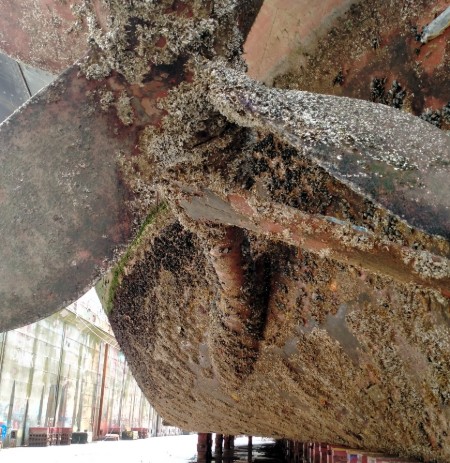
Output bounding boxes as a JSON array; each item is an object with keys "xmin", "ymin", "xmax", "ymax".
[
  {"xmin": 75, "ymin": 250, "xmax": 92, "ymax": 262},
  {"xmin": 155, "ymin": 36, "xmax": 167, "ymax": 48},
  {"xmin": 141, "ymin": 97, "xmax": 162, "ymax": 119},
  {"xmin": 420, "ymin": 35, "xmax": 448, "ymax": 74},
  {"xmin": 228, "ymin": 193, "xmax": 256, "ymax": 217},
  {"xmin": 260, "ymin": 219, "xmax": 285, "ymax": 234}
]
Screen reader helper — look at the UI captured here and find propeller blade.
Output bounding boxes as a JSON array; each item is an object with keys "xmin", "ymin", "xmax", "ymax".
[
  {"xmin": 208, "ymin": 65, "xmax": 450, "ymax": 240},
  {"xmin": 0, "ymin": 63, "xmax": 152, "ymax": 332}
]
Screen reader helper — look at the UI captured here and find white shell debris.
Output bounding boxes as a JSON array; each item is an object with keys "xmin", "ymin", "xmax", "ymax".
[{"xmin": 421, "ymin": 6, "xmax": 450, "ymax": 43}]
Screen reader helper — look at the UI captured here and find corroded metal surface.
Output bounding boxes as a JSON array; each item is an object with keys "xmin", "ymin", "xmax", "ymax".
[
  {"xmin": 0, "ymin": 0, "xmax": 89, "ymax": 73},
  {"xmin": 108, "ymin": 91, "xmax": 450, "ymax": 462},
  {"xmin": 100, "ymin": 2, "xmax": 449, "ymax": 462},
  {"xmin": 244, "ymin": 0, "xmax": 354, "ymax": 82},
  {"xmin": 111, "ymin": 207, "xmax": 450, "ymax": 463},
  {"xmin": 1, "ymin": 0, "xmax": 450, "ymax": 461},
  {"xmin": 274, "ymin": 1, "xmax": 450, "ymax": 121}
]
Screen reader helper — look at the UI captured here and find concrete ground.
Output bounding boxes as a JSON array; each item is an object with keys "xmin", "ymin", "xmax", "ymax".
[
  {"xmin": 0, "ymin": 434, "xmax": 199, "ymax": 463},
  {"xmin": 0, "ymin": 435, "xmax": 277, "ymax": 463}
]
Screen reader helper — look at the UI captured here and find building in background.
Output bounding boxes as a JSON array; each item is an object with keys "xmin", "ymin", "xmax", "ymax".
[{"xmin": 0, "ymin": 289, "xmax": 164, "ymax": 447}]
